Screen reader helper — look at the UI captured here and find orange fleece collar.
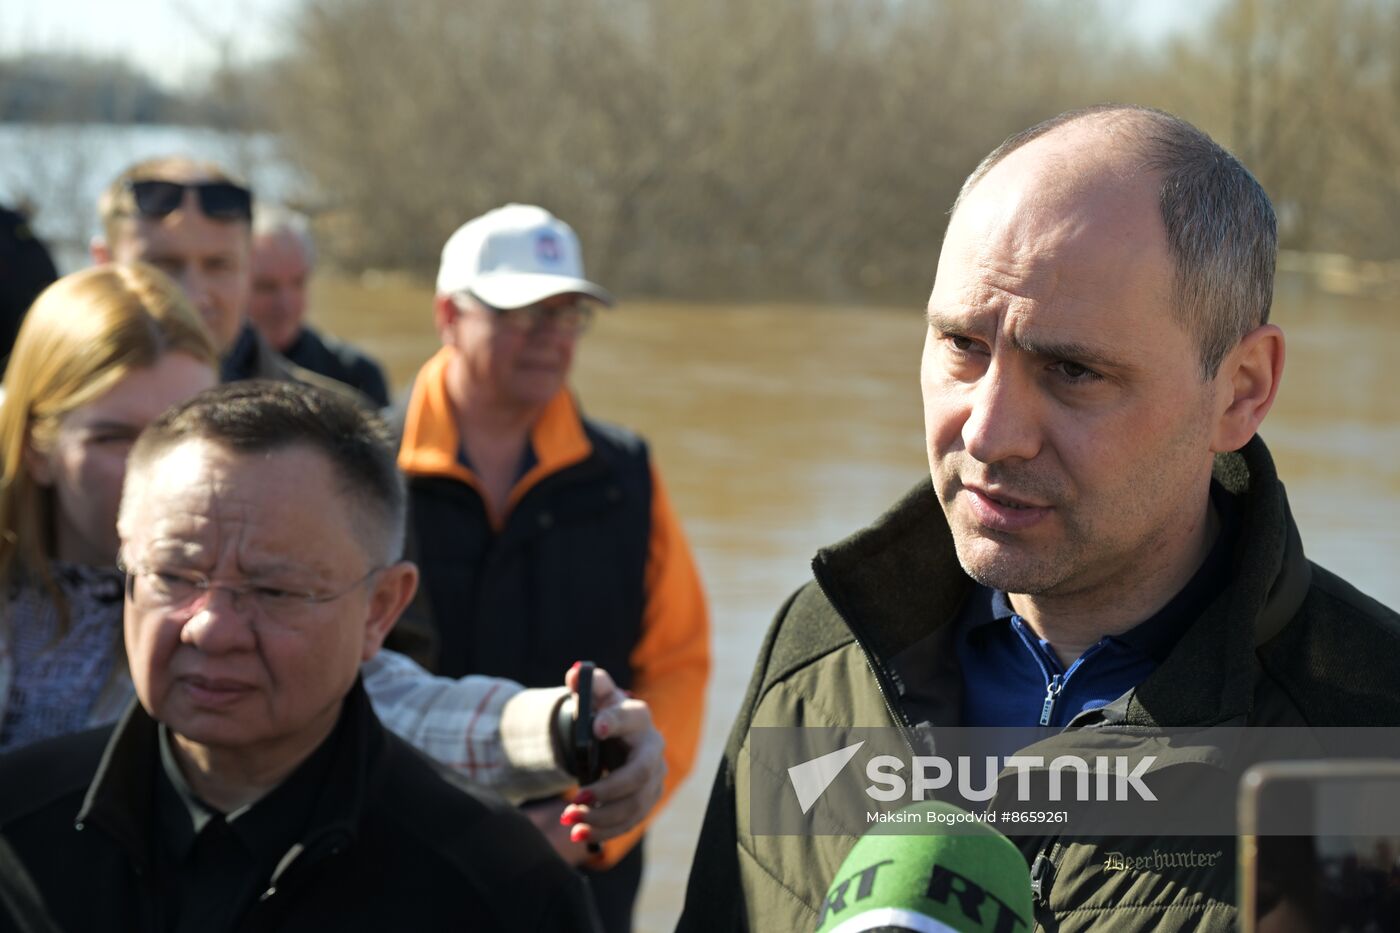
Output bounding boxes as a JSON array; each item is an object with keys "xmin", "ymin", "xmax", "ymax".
[{"xmin": 398, "ymin": 347, "xmax": 592, "ymax": 525}]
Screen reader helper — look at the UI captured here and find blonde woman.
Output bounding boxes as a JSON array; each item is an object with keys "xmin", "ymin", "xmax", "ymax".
[{"xmin": 0, "ymin": 262, "xmax": 217, "ymax": 748}]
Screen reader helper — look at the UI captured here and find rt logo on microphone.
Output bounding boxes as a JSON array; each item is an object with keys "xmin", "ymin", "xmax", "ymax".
[{"xmin": 787, "ymin": 741, "xmax": 1158, "ymax": 814}]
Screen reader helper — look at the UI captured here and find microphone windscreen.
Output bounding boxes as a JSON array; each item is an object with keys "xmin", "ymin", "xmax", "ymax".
[{"xmin": 814, "ymin": 801, "xmax": 1033, "ymax": 933}]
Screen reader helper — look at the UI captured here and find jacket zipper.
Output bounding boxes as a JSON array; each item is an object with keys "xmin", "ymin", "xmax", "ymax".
[
  {"xmin": 839, "ymin": 597, "xmax": 1062, "ymax": 910},
  {"xmin": 1039, "ymin": 674, "xmax": 1065, "ymax": 727},
  {"xmin": 812, "ymin": 569, "xmax": 916, "ymax": 754},
  {"xmin": 1029, "ymin": 840, "xmax": 1062, "ymax": 907},
  {"xmin": 250, "ymin": 832, "xmax": 350, "ymax": 923}
]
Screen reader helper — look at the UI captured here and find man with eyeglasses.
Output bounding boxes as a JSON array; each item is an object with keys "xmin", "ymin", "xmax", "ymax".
[
  {"xmin": 396, "ymin": 203, "xmax": 710, "ymax": 931},
  {"xmin": 0, "ymin": 381, "xmax": 603, "ymax": 931},
  {"xmin": 92, "ymin": 157, "xmax": 356, "ymax": 396}
]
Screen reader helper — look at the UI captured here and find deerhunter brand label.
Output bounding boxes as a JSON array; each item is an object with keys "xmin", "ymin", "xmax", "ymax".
[
  {"xmin": 746, "ymin": 726, "xmax": 1400, "ymax": 836},
  {"xmin": 1103, "ymin": 849, "xmax": 1225, "ymax": 872}
]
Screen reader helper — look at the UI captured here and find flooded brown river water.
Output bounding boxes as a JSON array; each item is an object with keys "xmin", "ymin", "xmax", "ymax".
[{"xmin": 313, "ymin": 273, "xmax": 1400, "ymax": 932}]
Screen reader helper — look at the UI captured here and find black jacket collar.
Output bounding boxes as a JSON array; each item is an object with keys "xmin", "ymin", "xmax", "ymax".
[{"xmin": 77, "ymin": 679, "xmax": 382, "ymax": 877}]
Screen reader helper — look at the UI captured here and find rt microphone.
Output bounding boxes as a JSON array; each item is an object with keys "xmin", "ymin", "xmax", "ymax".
[{"xmin": 814, "ymin": 801, "xmax": 1034, "ymax": 933}]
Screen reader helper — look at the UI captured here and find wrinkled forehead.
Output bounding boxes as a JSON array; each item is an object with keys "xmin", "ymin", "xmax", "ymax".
[
  {"xmin": 119, "ymin": 440, "xmax": 352, "ymax": 572},
  {"xmin": 121, "ymin": 440, "xmax": 240, "ymax": 543},
  {"xmin": 937, "ymin": 132, "xmax": 1168, "ymax": 297}
]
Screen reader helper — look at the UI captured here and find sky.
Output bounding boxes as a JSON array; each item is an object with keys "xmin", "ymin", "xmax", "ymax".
[
  {"xmin": 2, "ymin": 0, "xmax": 1224, "ymax": 89},
  {"xmin": 1, "ymin": 0, "xmax": 289, "ymax": 86}
]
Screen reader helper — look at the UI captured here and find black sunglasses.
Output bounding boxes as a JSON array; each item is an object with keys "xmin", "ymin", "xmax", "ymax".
[{"xmin": 124, "ymin": 180, "xmax": 253, "ymax": 222}]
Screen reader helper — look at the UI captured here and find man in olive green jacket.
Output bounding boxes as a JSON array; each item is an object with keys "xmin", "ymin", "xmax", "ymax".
[{"xmin": 678, "ymin": 105, "xmax": 1400, "ymax": 931}]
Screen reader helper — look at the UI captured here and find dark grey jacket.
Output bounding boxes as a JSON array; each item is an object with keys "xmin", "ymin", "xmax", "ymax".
[
  {"xmin": 281, "ymin": 325, "xmax": 389, "ymax": 407},
  {"xmin": 220, "ymin": 324, "xmax": 374, "ymax": 408}
]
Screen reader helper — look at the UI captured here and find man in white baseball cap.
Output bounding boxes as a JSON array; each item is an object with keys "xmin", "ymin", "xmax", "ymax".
[
  {"xmin": 437, "ymin": 203, "xmax": 614, "ymax": 310},
  {"xmin": 395, "ymin": 204, "xmax": 711, "ymax": 933}
]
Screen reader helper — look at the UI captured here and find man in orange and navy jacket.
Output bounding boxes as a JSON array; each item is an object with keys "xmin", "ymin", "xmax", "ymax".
[{"xmin": 395, "ymin": 204, "xmax": 709, "ymax": 933}]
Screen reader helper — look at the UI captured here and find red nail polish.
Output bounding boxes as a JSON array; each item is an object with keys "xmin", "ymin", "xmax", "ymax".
[
  {"xmin": 595, "ymin": 721, "xmax": 610, "ymax": 738},
  {"xmin": 570, "ymin": 825, "xmax": 591, "ymax": 844},
  {"xmin": 569, "ymin": 661, "xmax": 582, "ymax": 673},
  {"xmin": 560, "ymin": 810, "xmax": 580, "ymax": 827},
  {"xmin": 573, "ymin": 790, "xmax": 596, "ymax": 807}
]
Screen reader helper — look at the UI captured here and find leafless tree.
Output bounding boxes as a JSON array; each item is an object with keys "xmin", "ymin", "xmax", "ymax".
[{"xmin": 269, "ymin": 0, "xmax": 1109, "ymax": 300}]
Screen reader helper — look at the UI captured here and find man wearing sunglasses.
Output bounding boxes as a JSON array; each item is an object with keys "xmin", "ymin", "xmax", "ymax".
[
  {"xmin": 396, "ymin": 204, "xmax": 711, "ymax": 932},
  {"xmin": 92, "ymin": 158, "xmax": 357, "ymax": 398}
]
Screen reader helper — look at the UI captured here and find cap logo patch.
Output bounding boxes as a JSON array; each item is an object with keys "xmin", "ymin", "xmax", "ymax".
[{"xmin": 535, "ymin": 232, "xmax": 563, "ymax": 264}]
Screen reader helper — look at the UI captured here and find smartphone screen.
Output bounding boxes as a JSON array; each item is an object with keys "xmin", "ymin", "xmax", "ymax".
[{"xmin": 1240, "ymin": 761, "xmax": 1400, "ymax": 932}]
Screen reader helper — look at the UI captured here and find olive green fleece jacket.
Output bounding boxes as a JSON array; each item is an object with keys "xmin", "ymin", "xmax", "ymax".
[{"xmin": 677, "ymin": 435, "xmax": 1400, "ymax": 932}]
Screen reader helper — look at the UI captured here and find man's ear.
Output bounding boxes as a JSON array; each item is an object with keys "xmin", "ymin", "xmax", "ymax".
[
  {"xmin": 1211, "ymin": 323, "xmax": 1285, "ymax": 453},
  {"xmin": 433, "ymin": 294, "xmax": 461, "ymax": 347},
  {"xmin": 360, "ymin": 561, "xmax": 420, "ymax": 661},
  {"xmin": 90, "ymin": 236, "xmax": 112, "ymax": 264}
]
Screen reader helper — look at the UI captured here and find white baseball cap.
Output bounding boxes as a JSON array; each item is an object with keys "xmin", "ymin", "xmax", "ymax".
[{"xmin": 435, "ymin": 203, "xmax": 614, "ymax": 309}]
